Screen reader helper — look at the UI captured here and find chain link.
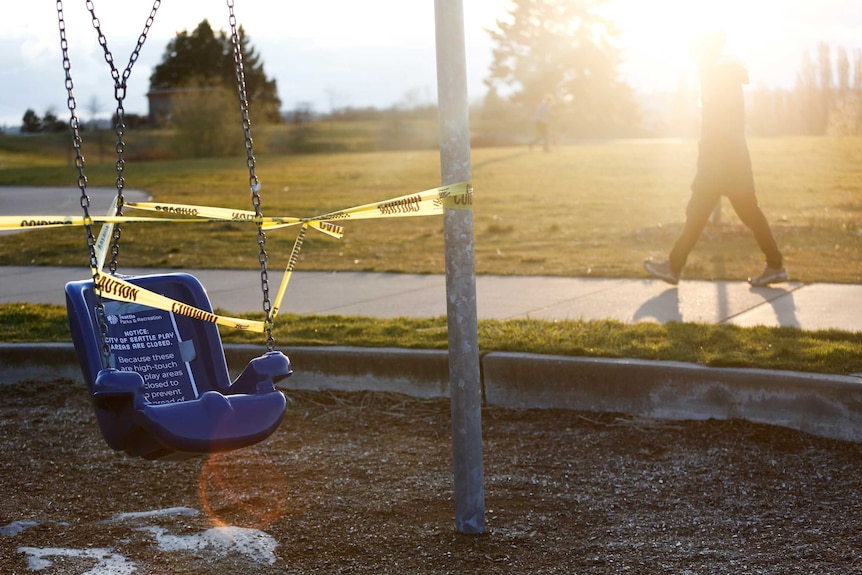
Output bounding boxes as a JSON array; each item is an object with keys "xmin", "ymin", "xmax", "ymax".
[
  {"xmin": 227, "ymin": 0, "xmax": 275, "ymax": 350},
  {"xmin": 58, "ymin": 0, "xmax": 273, "ymax": 352},
  {"xmin": 85, "ymin": 0, "xmax": 161, "ymax": 273},
  {"xmin": 57, "ymin": 0, "xmax": 161, "ymax": 366},
  {"xmin": 57, "ymin": 0, "xmax": 111, "ymax": 366}
]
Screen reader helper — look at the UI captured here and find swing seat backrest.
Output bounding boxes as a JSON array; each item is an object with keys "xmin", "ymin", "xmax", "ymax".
[{"xmin": 65, "ymin": 273, "xmax": 290, "ymax": 460}]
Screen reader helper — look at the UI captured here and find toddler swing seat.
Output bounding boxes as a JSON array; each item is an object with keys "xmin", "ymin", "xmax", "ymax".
[{"xmin": 66, "ymin": 273, "xmax": 291, "ymax": 460}]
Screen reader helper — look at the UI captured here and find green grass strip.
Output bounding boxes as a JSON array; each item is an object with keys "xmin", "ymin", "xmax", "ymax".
[{"xmin": 3, "ymin": 303, "xmax": 859, "ymax": 377}]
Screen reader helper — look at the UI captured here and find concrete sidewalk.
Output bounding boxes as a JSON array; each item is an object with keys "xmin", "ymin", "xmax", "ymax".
[
  {"xmin": 4, "ymin": 187, "xmax": 862, "ymax": 445},
  {"xmin": 3, "ymin": 266, "xmax": 862, "ymax": 444},
  {"xmin": 1, "ymin": 186, "xmax": 859, "ymax": 331},
  {"xmin": 0, "ymin": 265, "xmax": 859, "ymax": 332}
]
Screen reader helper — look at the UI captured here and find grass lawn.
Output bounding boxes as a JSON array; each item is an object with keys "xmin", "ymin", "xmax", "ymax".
[
  {"xmin": 0, "ymin": 137, "xmax": 860, "ymax": 284},
  {"xmin": 1, "ymin": 136, "xmax": 860, "ymax": 375},
  {"xmin": 2, "ymin": 303, "xmax": 860, "ymax": 376}
]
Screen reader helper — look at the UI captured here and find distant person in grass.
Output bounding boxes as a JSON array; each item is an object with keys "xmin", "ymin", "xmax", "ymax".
[
  {"xmin": 529, "ymin": 95, "xmax": 553, "ymax": 152},
  {"xmin": 644, "ymin": 30, "xmax": 787, "ymax": 287}
]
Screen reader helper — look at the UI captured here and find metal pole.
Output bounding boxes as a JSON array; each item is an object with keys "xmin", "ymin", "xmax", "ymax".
[{"xmin": 433, "ymin": 0, "xmax": 485, "ymax": 534}]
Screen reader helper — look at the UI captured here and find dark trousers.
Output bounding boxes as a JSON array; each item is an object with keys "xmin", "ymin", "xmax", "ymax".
[
  {"xmin": 669, "ymin": 187, "xmax": 783, "ymax": 274},
  {"xmin": 531, "ymin": 122, "xmax": 549, "ymax": 151}
]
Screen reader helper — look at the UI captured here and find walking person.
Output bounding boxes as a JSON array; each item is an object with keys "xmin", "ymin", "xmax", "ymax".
[
  {"xmin": 644, "ymin": 30, "xmax": 787, "ymax": 287},
  {"xmin": 529, "ymin": 95, "xmax": 553, "ymax": 152}
]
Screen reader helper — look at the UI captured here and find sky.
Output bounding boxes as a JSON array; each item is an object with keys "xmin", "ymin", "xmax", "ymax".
[{"xmin": 2, "ymin": 1, "xmax": 861, "ymax": 129}]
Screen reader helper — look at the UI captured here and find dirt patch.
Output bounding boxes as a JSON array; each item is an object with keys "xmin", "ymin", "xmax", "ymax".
[{"xmin": 2, "ymin": 378, "xmax": 862, "ymax": 573}]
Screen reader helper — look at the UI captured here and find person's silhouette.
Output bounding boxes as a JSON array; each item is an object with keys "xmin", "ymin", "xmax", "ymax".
[
  {"xmin": 645, "ymin": 30, "xmax": 787, "ymax": 287},
  {"xmin": 529, "ymin": 96, "xmax": 553, "ymax": 152}
]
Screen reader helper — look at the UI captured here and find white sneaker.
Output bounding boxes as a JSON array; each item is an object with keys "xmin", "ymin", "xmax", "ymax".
[
  {"xmin": 644, "ymin": 259, "xmax": 679, "ymax": 285},
  {"xmin": 748, "ymin": 265, "xmax": 789, "ymax": 287}
]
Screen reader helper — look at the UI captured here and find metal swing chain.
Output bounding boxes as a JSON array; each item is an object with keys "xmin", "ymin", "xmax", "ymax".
[
  {"xmin": 227, "ymin": 0, "xmax": 275, "ymax": 350},
  {"xmin": 57, "ymin": 0, "xmax": 113, "ymax": 366},
  {"xmin": 85, "ymin": 0, "xmax": 161, "ymax": 275},
  {"xmin": 56, "ymin": 0, "xmax": 161, "ymax": 367},
  {"xmin": 58, "ymin": 0, "xmax": 272, "ymax": 355}
]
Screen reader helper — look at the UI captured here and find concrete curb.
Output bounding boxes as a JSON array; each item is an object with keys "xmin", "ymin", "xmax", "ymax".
[
  {"xmin": 482, "ymin": 353, "xmax": 862, "ymax": 443},
  {"xmin": 0, "ymin": 343, "xmax": 452, "ymax": 399},
  {"xmin": 2, "ymin": 343, "xmax": 861, "ymax": 443},
  {"xmin": 0, "ymin": 342, "xmax": 84, "ymax": 384},
  {"xmin": 226, "ymin": 345, "xmax": 451, "ymax": 399}
]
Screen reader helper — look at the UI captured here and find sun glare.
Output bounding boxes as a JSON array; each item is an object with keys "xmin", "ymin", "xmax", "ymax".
[{"xmin": 602, "ymin": 0, "xmax": 814, "ymax": 92}]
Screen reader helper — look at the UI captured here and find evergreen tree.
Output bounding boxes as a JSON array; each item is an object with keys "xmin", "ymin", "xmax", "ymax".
[
  {"xmin": 149, "ymin": 20, "xmax": 281, "ymax": 122},
  {"xmin": 21, "ymin": 109, "xmax": 42, "ymax": 133},
  {"xmin": 41, "ymin": 110, "xmax": 68, "ymax": 133},
  {"xmin": 232, "ymin": 26, "xmax": 281, "ymax": 123},
  {"xmin": 485, "ymin": 0, "xmax": 636, "ymax": 135}
]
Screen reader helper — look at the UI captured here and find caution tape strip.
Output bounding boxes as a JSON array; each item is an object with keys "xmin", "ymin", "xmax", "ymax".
[
  {"xmin": 270, "ymin": 223, "xmax": 308, "ymax": 322},
  {"xmin": 0, "ymin": 182, "xmax": 472, "ymax": 234},
  {"xmin": 92, "ymin": 269, "xmax": 266, "ymax": 333},
  {"xmin": 265, "ymin": 181, "xmax": 473, "ymax": 322},
  {"xmin": 0, "ymin": 214, "xmax": 239, "ymax": 229},
  {"xmin": 4, "ymin": 182, "xmax": 472, "ymax": 329},
  {"xmin": 94, "ymin": 194, "xmax": 124, "ymax": 270}
]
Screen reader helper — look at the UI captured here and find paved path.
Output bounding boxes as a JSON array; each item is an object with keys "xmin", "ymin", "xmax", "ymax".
[
  {"xmin": 1, "ymin": 186, "xmax": 859, "ymax": 332},
  {"xmin": 1, "ymin": 266, "xmax": 859, "ymax": 332},
  {"xmin": 0, "ymin": 186, "xmax": 151, "ymax": 236}
]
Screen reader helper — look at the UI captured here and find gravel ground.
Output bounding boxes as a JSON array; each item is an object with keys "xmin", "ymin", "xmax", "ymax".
[{"xmin": 2, "ymin": 378, "xmax": 862, "ymax": 574}]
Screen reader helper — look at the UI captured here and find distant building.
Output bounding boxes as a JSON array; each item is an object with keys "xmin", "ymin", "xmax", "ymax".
[
  {"xmin": 146, "ymin": 89, "xmax": 174, "ymax": 127},
  {"xmin": 146, "ymin": 87, "xmax": 217, "ymax": 127}
]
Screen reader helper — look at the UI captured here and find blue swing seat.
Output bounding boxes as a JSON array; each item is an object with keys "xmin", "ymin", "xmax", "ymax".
[{"xmin": 65, "ymin": 273, "xmax": 291, "ymax": 460}]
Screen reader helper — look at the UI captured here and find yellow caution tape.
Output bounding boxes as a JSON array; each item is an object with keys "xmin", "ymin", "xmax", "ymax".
[
  {"xmin": 1, "ymin": 182, "xmax": 472, "ymax": 233},
  {"xmin": 306, "ymin": 181, "xmax": 472, "ymax": 222},
  {"xmin": 306, "ymin": 220, "xmax": 344, "ymax": 238},
  {"xmin": 440, "ymin": 181, "xmax": 473, "ymax": 210},
  {"xmin": 0, "ymin": 215, "xmax": 199, "ymax": 230},
  {"xmin": 123, "ymin": 202, "xmax": 347, "ymax": 238},
  {"xmin": 266, "ymin": 182, "xmax": 473, "ymax": 320},
  {"xmin": 5, "ymin": 181, "xmax": 472, "ymax": 330},
  {"xmin": 0, "ymin": 216, "xmax": 78, "ymax": 230},
  {"xmin": 94, "ymin": 195, "xmax": 119, "ymax": 271},
  {"xmin": 269, "ymin": 223, "xmax": 308, "ymax": 322},
  {"xmin": 0, "ymin": 213, "xmax": 325, "ymax": 235},
  {"xmin": 92, "ymin": 269, "xmax": 265, "ymax": 332},
  {"xmin": 122, "ymin": 202, "xmax": 349, "ymax": 238},
  {"xmin": 124, "ymin": 201, "xmax": 300, "ymax": 226},
  {"xmin": 265, "ymin": 182, "xmax": 473, "ymax": 321}
]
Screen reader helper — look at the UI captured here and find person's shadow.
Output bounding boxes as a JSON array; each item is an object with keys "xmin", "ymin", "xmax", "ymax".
[
  {"xmin": 632, "ymin": 288, "xmax": 682, "ymax": 323},
  {"xmin": 749, "ymin": 285, "xmax": 800, "ymax": 328},
  {"xmin": 632, "ymin": 284, "xmax": 800, "ymax": 327}
]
